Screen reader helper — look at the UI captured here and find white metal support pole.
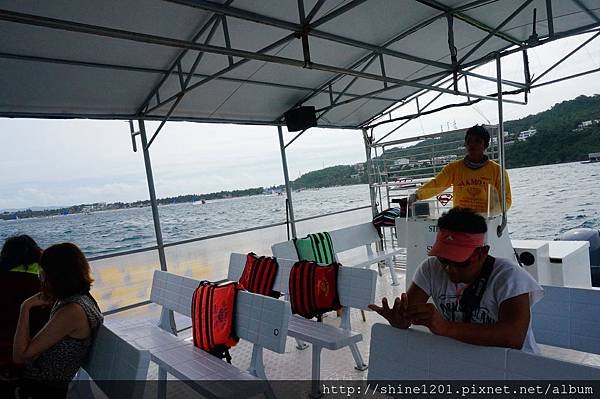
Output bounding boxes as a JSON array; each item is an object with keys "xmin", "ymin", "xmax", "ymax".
[
  {"xmin": 278, "ymin": 125, "xmax": 297, "ymax": 239},
  {"xmin": 363, "ymin": 129, "xmax": 378, "ymax": 217},
  {"xmin": 496, "ymin": 54, "xmax": 508, "ymax": 237},
  {"xmin": 139, "ymin": 120, "xmax": 176, "ymax": 334},
  {"xmin": 139, "ymin": 120, "xmax": 167, "ymax": 270}
]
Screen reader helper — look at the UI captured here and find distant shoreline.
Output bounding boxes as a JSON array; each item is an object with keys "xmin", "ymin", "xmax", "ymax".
[
  {"xmin": 2, "ymin": 158, "xmax": 598, "ymax": 221},
  {"xmin": 0, "ymin": 186, "xmax": 278, "ymax": 221}
]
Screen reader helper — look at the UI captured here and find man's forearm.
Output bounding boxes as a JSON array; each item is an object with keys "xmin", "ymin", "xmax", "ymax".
[
  {"xmin": 442, "ymin": 321, "xmax": 525, "ymax": 349},
  {"xmin": 416, "ymin": 178, "xmax": 446, "ymax": 200}
]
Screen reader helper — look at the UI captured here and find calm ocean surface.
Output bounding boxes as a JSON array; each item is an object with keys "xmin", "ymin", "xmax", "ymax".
[{"xmin": 1, "ymin": 162, "xmax": 599, "ymax": 257}]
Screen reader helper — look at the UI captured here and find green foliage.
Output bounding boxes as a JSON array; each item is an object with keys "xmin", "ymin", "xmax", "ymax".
[
  {"xmin": 291, "ymin": 165, "xmax": 366, "ymax": 189},
  {"xmin": 157, "ymin": 188, "xmax": 264, "ymax": 203},
  {"xmin": 506, "ymin": 126, "xmax": 600, "ymax": 168},
  {"xmin": 504, "ymin": 95, "xmax": 600, "ymax": 136},
  {"xmin": 504, "ymin": 95, "xmax": 600, "ymax": 168}
]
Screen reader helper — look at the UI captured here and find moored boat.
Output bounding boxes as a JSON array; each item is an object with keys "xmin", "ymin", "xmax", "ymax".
[{"xmin": 582, "ymin": 152, "xmax": 600, "ymax": 163}]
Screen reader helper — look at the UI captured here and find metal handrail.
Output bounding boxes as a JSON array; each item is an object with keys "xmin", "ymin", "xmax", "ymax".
[
  {"xmin": 96, "ymin": 204, "xmax": 371, "ymax": 316},
  {"xmin": 89, "ymin": 204, "xmax": 371, "ymax": 261}
]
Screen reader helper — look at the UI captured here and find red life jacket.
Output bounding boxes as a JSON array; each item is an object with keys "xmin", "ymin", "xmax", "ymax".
[
  {"xmin": 191, "ymin": 280, "xmax": 239, "ymax": 363},
  {"xmin": 238, "ymin": 252, "xmax": 279, "ymax": 298},
  {"xmin": 289, "ymin": 260, "xmax": 341, "ymax": 319}
]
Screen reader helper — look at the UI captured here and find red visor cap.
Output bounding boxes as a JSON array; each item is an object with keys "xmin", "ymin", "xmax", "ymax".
[{"xmin": 428, "ymin": 229, "xmax": 485, "ymax": 262}]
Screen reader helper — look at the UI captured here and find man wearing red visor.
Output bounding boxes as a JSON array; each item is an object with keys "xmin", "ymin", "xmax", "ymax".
[{"xmin": 370, "ymin": 207, "xmax": 542, "ymax": 353}]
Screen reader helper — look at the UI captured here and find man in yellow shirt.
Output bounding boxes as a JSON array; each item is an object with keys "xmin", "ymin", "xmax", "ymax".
[{"xmin": 411, "ymin": 125, "xmax": 511, "ymax": 214}]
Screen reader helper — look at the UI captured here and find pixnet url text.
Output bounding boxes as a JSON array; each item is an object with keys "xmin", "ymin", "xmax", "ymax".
[{"xmin": 321, "ymin": 383, "xmax": 594, "ymax": 397}]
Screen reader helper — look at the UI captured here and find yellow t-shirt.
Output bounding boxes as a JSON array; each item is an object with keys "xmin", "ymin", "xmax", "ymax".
[{"xmin": 415, "ymin": 159, "xmax": 512, "ymax": 214}]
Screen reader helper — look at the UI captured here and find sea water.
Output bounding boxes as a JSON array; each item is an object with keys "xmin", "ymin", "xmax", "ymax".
[{"xmin": 1, "ymin": 161, "xmax": 599, "ymax": 257}]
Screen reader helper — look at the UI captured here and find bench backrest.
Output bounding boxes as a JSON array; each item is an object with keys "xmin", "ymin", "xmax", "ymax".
[
  {"xmin": 82, "ymin": 324, "xmax": 150, "ymax": 399},
  {"xmin": 328, "ymin": 222, "xmax": 380, "ymax": 253},
  {"xmin": 367, "ymin": 323, "xmax": 600, "ymax": 380},
  {"xmin": 271, "ymin": 222, "xmax": 380, "ymax": 259},
  {"xmin": 150, "ymin": 270, "xmax": 290, "ymax": 353},
  {"xmin": 270, "ymin": 240, "xmax": 298, "ymax": 260},
  {"xmin": 532, "ymin": 285, "xmax": 600, "ymax": 355},
  {"xmin": 227, "ymin": 253, "xmax": 377, "ymax": 310}
]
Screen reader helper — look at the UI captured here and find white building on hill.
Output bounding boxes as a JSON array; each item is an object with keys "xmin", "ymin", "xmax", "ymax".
[{"xmin": 518, "ymin": 128, "xmax": 537, "ymax": 141}]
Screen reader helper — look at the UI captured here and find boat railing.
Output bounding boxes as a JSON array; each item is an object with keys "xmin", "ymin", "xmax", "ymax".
[
  {"xmin": 369, "ymin": 127, "xmax": 500, "ymax": 212},
  {"xmin": 91, "ymin": 205, "xmax": 373, "ymax": 315}
]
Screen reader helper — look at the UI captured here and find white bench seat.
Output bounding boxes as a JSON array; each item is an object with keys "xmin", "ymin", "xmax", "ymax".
[
  {"xmin": 152, "ymin": 343, "xmax": 259, "ymax": 380},
  {"xmin": 228, "ymin": 253, "xmax": 376, "ymax": 397},
  {"xmin": 368, "ymin": 323, "xmax": 600, "ymax": 380},
  {"xmin": 533, "ymin": 285, "xmax": 600, "ymax": 355},
  {"xmin": 152, "ymin": 344, "xmax": 270, "ymax": 398},
  {"xmin": 71, "ymin": 324, "xmax": 151, "ymax": 399},
  {"xmin": 342, "ymin": 246, "xmax": 404, "ymax": 269},
  {"xmin": 288, "ymin": 316, "xmax": 362, "ymax": 350},
  {"xmin": 116, "ymin": 270, "xmax": 291, "ymax": 398},
  {"xmin": 152, "ymin": 343, "xmax": 268, "ymax": 399},
  {"xmin": 116, "ymin": 322, "xmax": 187, "ymax": 352}
]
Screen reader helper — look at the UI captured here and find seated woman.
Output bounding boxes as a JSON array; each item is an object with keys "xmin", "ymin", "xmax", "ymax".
[
  {"xmin": 0, "ymin": 236, "xmax": 49, "ymax": 380},
  {"xmin": 13, "ymin": 243, "xmax": 103, "ymax": 399}
]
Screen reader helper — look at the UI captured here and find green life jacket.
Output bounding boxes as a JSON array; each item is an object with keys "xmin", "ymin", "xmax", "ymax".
[
  {"xmin": 9, "ymin": 262, "xmax": 41, "ymax": 275},
  {"xmin": 294, "ymin": 232, "xmax": 336, "ymax": 264}
]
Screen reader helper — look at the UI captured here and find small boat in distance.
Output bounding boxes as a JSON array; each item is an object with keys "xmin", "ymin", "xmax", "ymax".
[{"xmin": 581, "ymin": 152, "xmax": 600, "ymax": 163}]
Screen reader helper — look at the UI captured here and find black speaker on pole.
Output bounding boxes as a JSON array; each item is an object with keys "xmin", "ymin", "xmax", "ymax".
[{"xmin": 284, "ymin": 106, "xmax": 317, "ymax": 132}]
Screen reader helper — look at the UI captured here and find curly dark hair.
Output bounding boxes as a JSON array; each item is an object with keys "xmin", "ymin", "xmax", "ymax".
[
  {"xmin": 40, "ymin": 243, "xmax": 94, "ymax": 299},
  {"xmin": 437, "ymin": 207, "xmax": 487, "ymax": 234},
  {"xmin": 465, "ymin": 125, "xmax": 491, "ymax": 149},
  {"xmin": 0, "ymin": 235, "xmax": 43, "ymax": 273}
]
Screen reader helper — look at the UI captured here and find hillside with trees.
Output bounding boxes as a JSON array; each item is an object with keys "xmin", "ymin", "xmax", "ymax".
[
  {"xmin": 291, "ymin": 165, "xmax": 367, "ymax": 189},
  {"xmin": 504, "ymin": 95, "xmax": 600, "ymax": 135},
  {"xmin": 504, "ymin": 95, "xmax": 600, "ymax": 168}
]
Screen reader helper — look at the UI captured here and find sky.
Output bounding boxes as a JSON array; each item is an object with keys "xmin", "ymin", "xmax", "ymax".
[{"xmin": 1, "ymin": 33, "xmax": 599, "ymax": 211}]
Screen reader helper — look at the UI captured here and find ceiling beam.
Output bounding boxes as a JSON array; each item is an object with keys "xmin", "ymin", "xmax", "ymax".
[
  {"xmin": 166, "ymin": 0, "xmax": 453, "ymax": 70},
  {"xmin": 458, "ymin": 0, "xmax": 535, "ymax": 64},
  {"xmin": 415, "ymin": 0, "xmax": 522, "ymax": 46},
  {"xmin": 571, "ymin": 0, "xmax": 600, "ymax": 24},
  {"xmin": 0, "ymin": 51, "xmax": 397, "ymax": 102}
]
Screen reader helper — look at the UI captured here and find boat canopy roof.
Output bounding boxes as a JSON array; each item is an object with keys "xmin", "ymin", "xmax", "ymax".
[{"xmin": 1, "ymin": 0, "xmax": 599, "ymax": 129}]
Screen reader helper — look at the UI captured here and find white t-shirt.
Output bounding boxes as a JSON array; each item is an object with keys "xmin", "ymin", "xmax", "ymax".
[{"xmin": 413, "ymin": 256, "xmax": 543, "ymax": 353}]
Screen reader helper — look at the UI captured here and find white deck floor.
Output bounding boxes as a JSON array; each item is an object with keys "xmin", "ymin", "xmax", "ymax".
[{"xmin": 104, "ymin": 266, "xmax": 600, "ymax": 387}]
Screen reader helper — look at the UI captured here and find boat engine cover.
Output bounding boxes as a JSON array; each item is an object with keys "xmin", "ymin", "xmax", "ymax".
[
  {"xmin": 557, "ymin": 228, "xmax": 600, "ymax": 287},
  {"xmin": 557, "ymin": 228, "xmax": 600, "ymax": 267}
]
